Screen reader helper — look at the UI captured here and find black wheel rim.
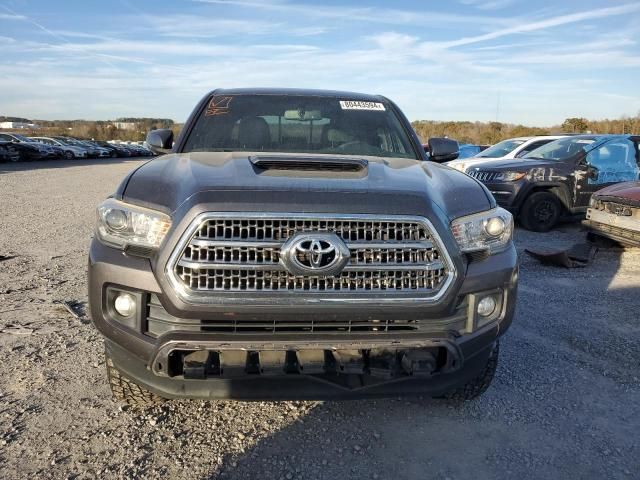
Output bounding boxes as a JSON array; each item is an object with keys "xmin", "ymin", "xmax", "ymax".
[{"xmin": 533, "ymin": 200, "xmax": 556, "ymax": 224}]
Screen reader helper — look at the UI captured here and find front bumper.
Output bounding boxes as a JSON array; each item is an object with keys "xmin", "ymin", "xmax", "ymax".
[
  {"xmin": 584, "ymin": 208, "xmax": 640, "ymax": 247},
  {"xmin": 89, "ymin": 239, "xmax": 517, "ymax": 399},
  {"xmin": 105, "ymin": 326, "xmax": 500, "ymax": 400}
]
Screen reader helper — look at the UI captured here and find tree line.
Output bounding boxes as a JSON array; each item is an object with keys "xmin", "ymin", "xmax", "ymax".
[
  {"xmin": 0, "ymin": 118, "xmax": 181, "ymax": 142},
  {"xmin": 412, "ymin": 114, "xmax": 640, "ymax": 145},
  {"xmin": 3, "ymin": 114, "xmax": 639, "ymax": 144}
]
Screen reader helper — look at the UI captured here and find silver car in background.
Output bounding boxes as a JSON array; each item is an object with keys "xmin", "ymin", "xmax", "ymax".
[{"xmin": 31, "ymin": 136, "xmax": 90, "ymax": 160}]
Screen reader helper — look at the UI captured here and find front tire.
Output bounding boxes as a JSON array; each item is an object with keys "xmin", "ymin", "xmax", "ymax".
[
  {"xmin": 519, "ymin": 191, "xmax": 562, "ymax": 232},
  {"xmin": 440, "ymin": 342, "xmax": 499, "ymax": 401},
  {"xmin": 64, "ymin": 150, "xmax": 75, "ymax": 160},
  {"xmin": 106, "ymin": 353, "xmax": 164, "ymax": 407}
]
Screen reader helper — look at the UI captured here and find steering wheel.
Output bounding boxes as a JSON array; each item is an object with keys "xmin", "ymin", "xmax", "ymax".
[{"xmin": 337, "ymin": 141, "xmax": 367, "ymax": 150}]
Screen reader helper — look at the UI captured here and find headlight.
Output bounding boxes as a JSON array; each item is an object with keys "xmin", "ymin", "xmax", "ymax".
[
  {"xmin": 451, "ymin": 207, "xmax": 513, "ymax": 254},
  {"xmin": 589, "ymin": 196, "xmax": 599, "ymax": 208},
  {"xmin": 451, "ymin": 163, "xmax": 466, "ymax": 172},
  {"xmin": 493, "ymin": 171, "xmax": 526, "ymax": 182},
  {"xmin": 96, "ymin": 199, "xmax": 171, "ymax": 250}
]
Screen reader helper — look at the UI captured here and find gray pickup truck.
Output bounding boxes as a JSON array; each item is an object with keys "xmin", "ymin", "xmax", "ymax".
[{"xmin": 88, "ymin": 88, "xmax": 518, "ymax": 406}]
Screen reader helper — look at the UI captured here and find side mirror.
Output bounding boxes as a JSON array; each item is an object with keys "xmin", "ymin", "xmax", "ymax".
[
  {"xmin": 586, "ymin": 165, "xmax": 599, "ymax": 180},
  {"xmin": 146, "ymin": 129, "xmax": 174, "ymax": 155},
  {"xmin": 428, "ymin": 137, "xmax": 459, "ymax": 163}
]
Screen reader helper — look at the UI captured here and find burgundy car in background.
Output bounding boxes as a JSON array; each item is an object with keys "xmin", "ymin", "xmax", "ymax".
[{"xmin": 585, "ymin": 181, "xmax": 640, "ymax": 247}]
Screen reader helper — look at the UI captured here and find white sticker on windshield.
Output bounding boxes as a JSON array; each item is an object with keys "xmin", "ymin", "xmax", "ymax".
[
  {"xmin": 575, "ymin": 140, "xmax": 595, "ymax": 144},
  {"xmin": 339, "ymin": 100, "xmax": 385, "ymax": 111}
]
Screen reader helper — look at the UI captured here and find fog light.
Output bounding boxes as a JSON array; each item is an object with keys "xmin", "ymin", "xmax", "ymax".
[
  {"xmin": 477, "ymin": 296, "xmax": 497, "ymax": 317},
  {"xmin": 114, "ymin": 293, "xmax": 136, "ymax": 317}
]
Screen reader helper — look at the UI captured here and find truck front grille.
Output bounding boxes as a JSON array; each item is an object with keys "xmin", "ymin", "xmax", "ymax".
[
  {"xmin": 167, "ymin": 213, "xmax": 454, "ymax": 303},
  {"xmin": 592, "ymin": 200, "xmax": 636, "ymax": 217}
]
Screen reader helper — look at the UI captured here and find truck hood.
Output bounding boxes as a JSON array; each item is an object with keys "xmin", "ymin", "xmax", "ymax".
[
  {"xmin": 120, "ymin": 152, "xmax": 491, "ymax": 220},
  {"xmin": 593, "ymin": 181, "xmax": 640, "ymax": 203}
]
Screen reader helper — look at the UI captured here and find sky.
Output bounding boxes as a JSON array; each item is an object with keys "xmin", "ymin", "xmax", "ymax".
[{"xmin": 1, "ymin": 0, "xmax": 639, "ymax": 125}]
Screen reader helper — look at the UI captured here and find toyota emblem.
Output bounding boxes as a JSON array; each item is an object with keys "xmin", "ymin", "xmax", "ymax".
[{"xmin": 280, "ymin": 232, "xmax": 350, "ymax": 276}]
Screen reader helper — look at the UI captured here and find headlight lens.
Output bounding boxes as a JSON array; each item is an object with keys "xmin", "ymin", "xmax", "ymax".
[
  {"xmin": 494, "ymin": 171, "xmax": 526, "ymax": 182},
  {"xmin": 451, "ymin": 207, "xmax": 513, "ymax": 254},
  {"xmin": 96, "ymin": 199, "xmax": 171, "ymax": 250}
]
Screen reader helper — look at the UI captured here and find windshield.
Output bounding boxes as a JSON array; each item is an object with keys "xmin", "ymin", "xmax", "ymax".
[
  {"xmin": 475, "ymin": 139, "xmax": 526, "ymax": 158},
  {"xmin": 523, "ymin": 137, "xmax": 596, "ymax": 161},
  {"xmin": 182, "ymin": 94, "xmax": 417, "ymax": 159}
]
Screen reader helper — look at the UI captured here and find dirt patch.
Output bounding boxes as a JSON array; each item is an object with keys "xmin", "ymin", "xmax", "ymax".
[{"xmin": 0, "ymin": 159, "xmax": 638, "ymax": 479}]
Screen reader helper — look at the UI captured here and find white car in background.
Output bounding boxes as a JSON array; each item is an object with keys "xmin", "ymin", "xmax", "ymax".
[{"xmin": 446, "ymin": 135, "xmax": 569, "ymax": 172}]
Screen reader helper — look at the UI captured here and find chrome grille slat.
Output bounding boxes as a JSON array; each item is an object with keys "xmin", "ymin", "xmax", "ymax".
[
  {"xmin": 344, "ymin": 261, "xmax": 444, "ymax": 271},
  {"xmin": 168, "ymin": 213, "xmax": 453, "ymax": 300},
  {"xmin": 189, "ymin": 239, "xmax": 283, "ymax": 248},
  {"xmin": 194, "ymin": 218, "xmax": 428, "ymax": 242},
  {"xmin": 176, "ymin": 268, "xmax": 444, "ymax": 292},
  {"xmin": 347, "ymin": 241, "xmax": 434, "ymax": 249},
  {"xmin": 176, "ymin": 260, "xmax": 445, "ymax": 272}
]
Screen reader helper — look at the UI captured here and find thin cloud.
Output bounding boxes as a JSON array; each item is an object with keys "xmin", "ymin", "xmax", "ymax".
[
  {"xmin": 144, "ymin": 14, "xmax": 282, "ymax": 38},
  {"xmin": 2, "ymin": 1, "xmax": 639, "ymax": 124},
  {"xmin": 0, "ymin": 12, "xmax": 26, "ymax": 20},
  {"xmin": 461, "ymin": 0, "xmax": 518, "ymax": 10},
  {"xmin": 0, "ymin": 5, "xmax": 125, "ymax": 70},
  {"xmin": 435, "ymin": 3, "xmax": 640, "ymax": 48},
  {"xmin": 193, "ymin": 0, "xmax": 511, "ymax": 26}
]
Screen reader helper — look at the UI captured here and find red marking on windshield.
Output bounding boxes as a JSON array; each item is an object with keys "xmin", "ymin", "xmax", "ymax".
[{"xmin": 205, "ymin": 96, "xmax": 233, "ymax": 116}]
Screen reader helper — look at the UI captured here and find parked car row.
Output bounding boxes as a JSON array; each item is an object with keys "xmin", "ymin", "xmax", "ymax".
[
  {"xmin": 0, "ymin": 132, "xmax": 155, "ymax": 162},
  {"xmin": 443, "ymin": 134, "xmax": 640, "ymax": 244}
]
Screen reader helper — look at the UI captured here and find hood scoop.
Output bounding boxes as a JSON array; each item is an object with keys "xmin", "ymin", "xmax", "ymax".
[{"xmin": 250, "ymin": 155, "xmax": 368, "ymax": 172}]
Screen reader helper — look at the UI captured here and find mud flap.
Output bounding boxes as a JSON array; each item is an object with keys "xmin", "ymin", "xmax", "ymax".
[{"xmin": 524, "ymin": 243, "xmax": 597, "ymax": 268}]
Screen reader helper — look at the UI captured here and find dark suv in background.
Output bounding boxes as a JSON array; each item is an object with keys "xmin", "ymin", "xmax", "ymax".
[{"xmin": 461, "ymin": 135, "xmax": 640, "ymax": 231}]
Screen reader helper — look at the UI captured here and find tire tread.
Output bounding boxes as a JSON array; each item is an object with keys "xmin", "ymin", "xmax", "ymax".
[
  {"xmin": 442, "ymin": 342, "xmax": 499, "ymax": 401},
  {"xmin": 106, "ymin": 355, "xmax": 164, "ymax": 407}
]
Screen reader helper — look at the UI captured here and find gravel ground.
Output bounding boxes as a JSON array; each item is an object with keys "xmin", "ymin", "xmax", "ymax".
[{"xmin": 0, "ymin": 158, "xmax": 638, "ymax": 479}]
